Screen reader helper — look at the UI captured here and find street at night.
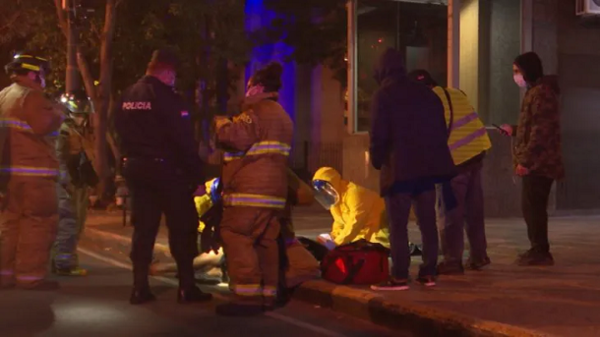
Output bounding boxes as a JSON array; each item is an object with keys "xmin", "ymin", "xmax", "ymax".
[{"xmin": 0, "ymin": 251, "xmax": 402, "ymax": 337}]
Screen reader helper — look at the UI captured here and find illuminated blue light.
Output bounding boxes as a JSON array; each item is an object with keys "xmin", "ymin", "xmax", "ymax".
[{"xmin": 244, "ymin": 0, "xmax": 296, "ymax": 122}]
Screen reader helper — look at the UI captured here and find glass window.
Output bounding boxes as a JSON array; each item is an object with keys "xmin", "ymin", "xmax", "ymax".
[{"xmin": 351, "ymin": 0, "xmax": 448, "ymax": 133}]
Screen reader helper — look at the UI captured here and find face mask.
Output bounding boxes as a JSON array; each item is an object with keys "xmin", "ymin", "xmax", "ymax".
[
  {"xmin": 513, "ymin": 74, "xmax": 527, "ymax": 88},
  {"xmin": 245, "ymin": 85, "xmax": 264, "ymax": 97}
]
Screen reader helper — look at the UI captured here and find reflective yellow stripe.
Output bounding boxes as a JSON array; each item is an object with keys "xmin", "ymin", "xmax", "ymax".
[
  {"xmin": 0, "ymin": 118, "xmax": 32, "ymax": 131},
  {"xmin": 0, "ymin": 166, "xmax": 59, "ymax": 177},
  {"xmin": 0, "ymin": 118, "xmax": 59, "ymax": 136},
  {"xmin": 232, "ymin": 284, "xmax": 262, "ymax": 297},
  {"xmin": 263, "ymin": 286, "xmax": 277, "ymax": 298},
  {"xmin": 223, "ymin": 193, "xmax": 286, "ymax": 209},
  {"xmin": 223, "ymin": 141, "xmax": 291, "ymax": 162},
  {"xmin": 21, "ymin": 63, "xmax": 40, "ymax": 71}
]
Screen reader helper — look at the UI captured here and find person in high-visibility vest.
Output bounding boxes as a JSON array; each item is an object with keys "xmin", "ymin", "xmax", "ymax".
[{"xmin": 409, "ymin": 70, "xmax": 492, "ymax": 275}]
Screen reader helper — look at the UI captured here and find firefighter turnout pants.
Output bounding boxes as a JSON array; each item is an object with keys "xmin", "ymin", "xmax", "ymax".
[
  {"xmin": 220, "ymin": 206, "xmax": 280, "ymax": 303},
  {"xmin": 52, "ymin": 184, "xmax": 89, "ymax": 270},
  {"xmin": 0, "ymin": 178, "xmax": 58, "ymax": 288},
  {"xmin": 123, "ymin": 158, "xmax": 198, "ymax": 291}
]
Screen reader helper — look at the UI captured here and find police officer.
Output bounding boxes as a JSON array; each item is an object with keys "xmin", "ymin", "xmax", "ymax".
[
  {"xmin": 114, "ymin": 49, "xmax": 212, "ymax": 304},
  {"xmin": 52, "ymin": 89, "xmax": 98, "ymax": 276}
]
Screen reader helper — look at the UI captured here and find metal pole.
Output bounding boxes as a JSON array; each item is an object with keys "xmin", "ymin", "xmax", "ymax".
[{"xmin": 66, "ymin": 0, "xmax": 80, "ymax": 92}]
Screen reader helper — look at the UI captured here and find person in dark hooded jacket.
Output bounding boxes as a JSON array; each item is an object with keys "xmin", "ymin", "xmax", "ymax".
[
  {"xmin": 369, "ymin": 48, "xmax": 457, "ymax": 290},
  {"xmin": 500, "ymin": 52, "xmax": 564, "ymax": 266}
]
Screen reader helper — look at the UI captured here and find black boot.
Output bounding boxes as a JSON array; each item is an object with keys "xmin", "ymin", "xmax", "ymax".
[
  {"xmin": 130, "ymin": 288, "xmax": 156, "ymax": 305},
  {"xmin": 178, "ymin": 286, "xmax": 213, "ymax": 304}
]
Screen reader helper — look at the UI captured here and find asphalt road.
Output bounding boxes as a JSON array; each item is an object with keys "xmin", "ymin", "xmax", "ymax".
[{"xmin": 0, "ymin": 251, "xmax": 407, "ymax": 337}]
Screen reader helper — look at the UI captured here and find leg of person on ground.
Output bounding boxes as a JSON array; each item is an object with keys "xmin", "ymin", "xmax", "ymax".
[
  {"xmin": 413, "ymin": 186, "xmax": 438, "ymax": 286},
  {"xmin": 163, "ymin": 183, "xmax": 211, "ymax": 303},
  {"xmin": 518, "ymin": 175, "xmax": 554, "ymax": 266},
  {"xmin": 464, "ymin": 166, "xmax": 490, "ymax": 270},
  {"xmin": 371, "ymin": 192, "xmax": 412, "ymax": 291},
  {"xmin": 15, "ymin": 180, "xmax": 59, "ymax": 290},
  {"xmin": 436, "ymin": 174, "xmax": 467, "ymax": 275}
]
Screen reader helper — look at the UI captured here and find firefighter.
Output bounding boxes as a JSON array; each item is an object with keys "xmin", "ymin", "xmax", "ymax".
[
  {"xmin": 0, "ymin": 53, "xmax": 65, "ymax": 290},
  {"xmin": 213, "ymin": 62, "xmax": 293, "ymax": 316},
  {"xmin": 52, "ymin": 90, "xmax": 98, "ymax": 276},
  {"xmin": 114, "ymin": 49, "xmax": 212, "ymax": 304}
]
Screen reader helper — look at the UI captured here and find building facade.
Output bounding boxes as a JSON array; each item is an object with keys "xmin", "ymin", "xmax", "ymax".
[{"xmin": 246, "ymin": 0, "xmax": 600, "ymax": 217}]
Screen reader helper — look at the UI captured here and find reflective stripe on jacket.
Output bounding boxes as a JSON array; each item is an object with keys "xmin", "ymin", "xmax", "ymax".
[
  {"xmin": 223, "ymin": 141, "xmax": 290, "ymax": 162},
  {"xmin": 217, "ymin": 94, "xmax": 294, "ymax": 210},
  {"xmin": 0, "ymin": 83, "xmax": 62, "ymax": 181},
  {"xmin": 433, "ymin": 87, "xmax": 491, "ymax": 166}
]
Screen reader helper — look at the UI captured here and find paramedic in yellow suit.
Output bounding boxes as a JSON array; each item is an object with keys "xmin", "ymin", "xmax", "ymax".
[{"xmin": 312, "ymin": 167, "xmax": 390, "ymax": 250}]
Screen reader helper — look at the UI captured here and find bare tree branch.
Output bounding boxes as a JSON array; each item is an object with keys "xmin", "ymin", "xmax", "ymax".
[{"xmin": 53, "ymin": 0, "xmax": 68, "ymax": 37}]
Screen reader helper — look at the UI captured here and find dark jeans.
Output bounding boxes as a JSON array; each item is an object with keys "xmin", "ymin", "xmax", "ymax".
[
  {"xmin": 436, "ymin": 164, "xmax": 488, "ymax": 265},
  {"xmin": 385, "ymin": 185, "xmax": 438, "ymax": 279},
  {"xmin": 124, "ymin": 158, "xmax": 199, "ymax": 290},
  {"xmin": 522, "ymin": 175, "xmax": 554, "ymax": 253}
]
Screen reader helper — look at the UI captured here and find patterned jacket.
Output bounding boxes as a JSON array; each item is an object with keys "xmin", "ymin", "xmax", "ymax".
[{"xmin": 512, "ymin": 76, "xmax": 565, "ymax": 180}]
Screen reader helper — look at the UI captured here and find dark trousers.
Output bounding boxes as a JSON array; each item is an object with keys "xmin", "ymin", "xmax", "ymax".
[
  {"xmin": 522, "ymin": 175, "xmax": 554, "ymax": 253},
  {"xmin": 436, "ymin": 164, "xmax": 488, "ymax": 264},
  {"xmin": 123, "ymin": 159, "xmax": 198, "ymax": 290},
  {"xmin": 385, "ymin": 184, "xmax": 438, "ymax": 279}
]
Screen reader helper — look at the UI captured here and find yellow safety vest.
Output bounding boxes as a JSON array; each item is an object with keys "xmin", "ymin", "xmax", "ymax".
[{"xmin": 433, "ymin": 87, "xmax": 492, "ymax": 166}]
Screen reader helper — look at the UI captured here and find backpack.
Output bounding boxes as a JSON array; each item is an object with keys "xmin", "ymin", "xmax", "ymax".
[{"xmin": 321, "ymin": 239, "xmax": 390, "ymax": 285}]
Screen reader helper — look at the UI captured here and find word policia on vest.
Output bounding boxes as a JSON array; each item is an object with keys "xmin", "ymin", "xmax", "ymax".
[{"xmin": 122, "ymin": 102, "xmax": 152, "ymax": 110}]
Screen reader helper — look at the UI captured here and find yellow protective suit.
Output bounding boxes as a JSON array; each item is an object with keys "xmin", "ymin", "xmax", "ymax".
[
  {"xmin": 195, "ymin": 178, "xmax": 216, "ymax": 233},
  {"xmin": 313, "ymin": 167, "xmax": 389, "ymax": 248}
]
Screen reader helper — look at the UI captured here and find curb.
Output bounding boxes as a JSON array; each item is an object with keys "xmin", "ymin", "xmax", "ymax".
[
  {"xmin": 293, "ymin": 281, "xmax": 556, "ymax": 337},
  {"xmin": 83, "ymin": 227, "xmax": 554, "ymax": 337}
]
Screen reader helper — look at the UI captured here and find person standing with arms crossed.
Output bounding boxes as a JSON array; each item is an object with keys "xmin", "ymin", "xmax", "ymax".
[{"xmin": 114, "ymin": 49, "xmax": 212, "ymax": 304}]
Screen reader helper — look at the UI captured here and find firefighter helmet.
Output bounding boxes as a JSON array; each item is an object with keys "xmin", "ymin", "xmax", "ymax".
[{"xmin": 4, "ymin": 53, "xmax": 51, "ymax": 75}]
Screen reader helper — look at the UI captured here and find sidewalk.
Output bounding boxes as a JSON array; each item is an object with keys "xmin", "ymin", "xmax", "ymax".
[{"xmin": 82, "ymin": 210, "xmax": 600, "ymax": 337}]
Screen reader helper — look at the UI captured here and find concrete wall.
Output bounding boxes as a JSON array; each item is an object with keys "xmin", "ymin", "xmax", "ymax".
[{"xmin": 555, "ymin": 0, "xmax": 600, "ymax": 210}]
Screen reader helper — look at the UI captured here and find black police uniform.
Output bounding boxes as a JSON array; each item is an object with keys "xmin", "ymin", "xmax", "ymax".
[{"xmin": 114, "ymin": 75, "xmax": 204, "ymax": 298}]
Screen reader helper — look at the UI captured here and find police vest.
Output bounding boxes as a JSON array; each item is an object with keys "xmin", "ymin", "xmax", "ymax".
[{"xmin": 433, "ymin": 87, "xmax": 491, "ymax": 166}]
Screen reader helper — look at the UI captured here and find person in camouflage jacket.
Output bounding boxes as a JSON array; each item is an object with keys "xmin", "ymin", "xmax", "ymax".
[{"xmin": 501, "ymin": 52, "xmax": 564, "ymax": 266}]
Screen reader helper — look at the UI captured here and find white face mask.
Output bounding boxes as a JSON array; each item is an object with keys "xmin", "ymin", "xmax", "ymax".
[{"xmin": 513, "ymin": 74, "xmax": 527, "ymax": 88}]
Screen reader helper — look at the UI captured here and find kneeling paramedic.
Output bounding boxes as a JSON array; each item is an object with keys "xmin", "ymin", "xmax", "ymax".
[
  {"xmin": 312, "ymin": 167, "xmax": 390, "ymax": 250},
  {"xmin": 213, "ymin": 80, "xmax": 294, "ymax": 315}
]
